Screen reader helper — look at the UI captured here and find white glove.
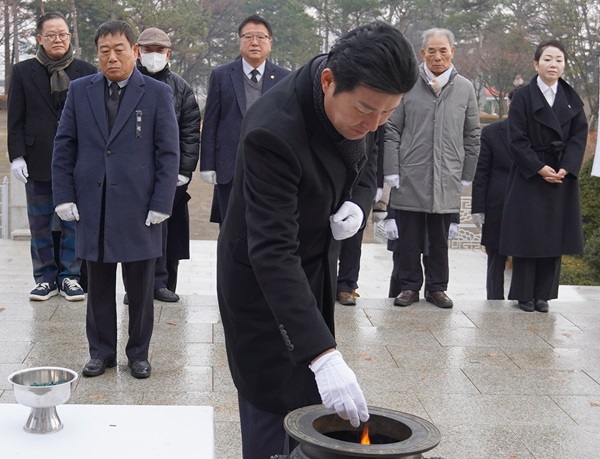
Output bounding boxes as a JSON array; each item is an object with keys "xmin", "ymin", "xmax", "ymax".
[
  {"xmin": 11, "ymin": 156, "xmax": 29, "ymax": 184},
  {"xmin": 309, "ymin": 350, "xmax": 369, "ymax": 427},
  {"xmin": 55, "ymin": 202, "xmax": 80, "ymax": 221},
  {"xmin": 330, "ymin": 201, "xmax": 363, "ymax": 241},
  {"xmin": 200, "ymin": 170, "xmax": 217, "ymax": 185},
  {"xmin": 374, "ymin": 187, "xmax": 383, "ymax": 203},
  {"xmin": 145, "ymin": 210, "xmax": 169, "ymax": 226},
  {"xmin": 461, "ymin": 180, "xmax": 472, "ymax": 190},
  {"xmin": 383, "ymin": 219, "xmax": 398, "ymax": 240},
  {"xmin": 177, "ymin": 174, "xmax": 190, "ymax": 187},
  {"xmin": 384, "ymin": 174, "xmax": 400, "ymax": 189},
  {"xmin": 448, "ymin": 222, "xmax": 459, "ymax": 240},
  {"xmin": 471, "ymin": 213, "xmax": 485, "ymax": 228}
]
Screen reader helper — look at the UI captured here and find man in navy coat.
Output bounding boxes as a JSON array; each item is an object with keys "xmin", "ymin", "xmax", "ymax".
[
  {"xmin": 52, "ymin": 20, "xmax": 179, "ymax": 379},
  {"xmin": 199, "ymin": 14, "xmax": 290, "ymax": 223}
]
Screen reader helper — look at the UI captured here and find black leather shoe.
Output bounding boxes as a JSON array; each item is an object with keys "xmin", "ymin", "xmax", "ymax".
[
  {"xmin": 82, "ymin": 358, "xmax": 117, "ymax": 377},
  {"xmin": 129, "ymin": 360, "xmax": 151, "ymax": 379},
  {"xmin": 154, "ymin": 288, "xmax": 179, "ymax": 302},
  {"xmin": 518, "ymin": 301, "xmax": 535, "ymax": 312},
  {"xmin": 394, "ymin": 290, "xmax": 419, "ymax": 307},
  {"xmin": 534, "ymin": 299, "xmax": 549, "ymax": 313},
  {"xmin": 425, "ymin": 291, "xmax": 453, "ymax": 308}
]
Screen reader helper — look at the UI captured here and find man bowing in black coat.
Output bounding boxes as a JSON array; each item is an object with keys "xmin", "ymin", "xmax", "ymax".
[{"xmin": 216, "ymin": 21, "xmax": 419, "ymax": 458}]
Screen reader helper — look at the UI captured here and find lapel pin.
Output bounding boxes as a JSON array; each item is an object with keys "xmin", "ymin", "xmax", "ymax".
[
  {"xmin": 568, "ymin": 104, "xmax": 571, "ymax": 109},
  {"xmin": 271, "ymin": 75, "xmax": 275, "ymax": 79}
]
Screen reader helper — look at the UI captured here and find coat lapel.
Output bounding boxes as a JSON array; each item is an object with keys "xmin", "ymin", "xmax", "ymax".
[
  {"xmin": 230, "ymin": 61, "xmax": 247, "ymax": 116},
  {"xmin": 261, "ymin": 61, "xmax": 282, "ymax": 93},
  {"xmin": 87, "ymin": 73, "xmax": 110, "ymax": 142},
  {"xmin": 31, "ymin": 60, "xmax": 57, "ymax": 113},
  {"xmin": 530, "ymin": 79, "xmax": 563, "ymax": 138}
]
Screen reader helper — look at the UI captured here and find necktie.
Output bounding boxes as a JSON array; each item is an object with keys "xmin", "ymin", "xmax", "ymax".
[
  {"xmin": 107, "ymin": 82, "xmax": 120, "ymax": 131},
  {"xmin": 250, "ymin": 69, "xmax": 259, "ymax": 83}
]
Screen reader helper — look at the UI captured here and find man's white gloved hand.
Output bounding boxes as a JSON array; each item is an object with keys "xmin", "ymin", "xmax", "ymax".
[
  {"xmin": 471, "ymin": 213, "xmax": 485, "ymax": 228},
  {"xmin": 374, "ymin": 187, "xmax": 383, "ymax": 203},
  {"xmin": 448, "ymin": 222, "xmax": 459, "ymax": 240},
  {"xmin": 11, "ymin": 157, "xmax": 29, "ymax": 184},
  {"xmin": 383, "ymin": 219, "xmax": 398, "ymax": 240},
  {"xmin": 384, "ymin": 174, "xmax": 400, "ymax": 189},
  {"xmin": 200, "ymin": 170, "xmax": 217, "ymax": 185},
  {"xmin": 55, "ymin": 202, "xmax": 80, "ymax": 221},
  {"xmin": 177, "ymin": 174, "xmax": 190, "ymax": 187},
  {"xmin": 309, "ymin": 350, "xmax": 369, "ymax": 427},
  {"xmin": 330, "ymin": 201, "xmax": 363, "ymax": 240},
  {"xmin": 461, "ymin": 180, "xmax": 472, "ymax": 190},
  {"xmin": 145, "ymin": 210, "xmax": 169, "ymax": 226}
]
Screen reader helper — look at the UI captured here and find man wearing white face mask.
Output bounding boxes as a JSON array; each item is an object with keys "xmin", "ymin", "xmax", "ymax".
[{"xmin": 133, "ymin": 27, "xmax": 200, "ymax": 303}]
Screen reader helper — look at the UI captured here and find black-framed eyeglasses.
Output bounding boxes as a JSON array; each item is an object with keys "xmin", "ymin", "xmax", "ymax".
[
  {"xmin": 239, "ymin": 34, "xmax": 271, "ymax": 43},
  {"xmin": 43, "ymin": 33, "xmax": 71, "ymax": 41}
]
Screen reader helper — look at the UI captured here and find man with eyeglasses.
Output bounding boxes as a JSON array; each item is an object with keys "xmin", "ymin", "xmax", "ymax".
[
  {"xmin": 8, "ymin": 11, "xmax": 96, "ymax": 302},
  {"xmin": 200, "ymin": 14, "xmax": 290, "ymax": 224}
]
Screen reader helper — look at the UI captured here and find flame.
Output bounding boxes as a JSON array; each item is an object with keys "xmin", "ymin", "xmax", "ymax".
[{"xmin": 360, "ymin": 425, "xmax": 370, "ymax": 445}]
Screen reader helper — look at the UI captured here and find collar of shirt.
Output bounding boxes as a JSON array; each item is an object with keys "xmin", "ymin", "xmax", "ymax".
[
  {"xmin": 536, "ymin": 76, "xmax": 558, "ymax": 101},
  {"xmin": 242, "ymin": 59, "xmax": 266, "ymax": 82},
  {"xmin": 106, "ymin": 75, "xmax": 131, "ymax": 89}
]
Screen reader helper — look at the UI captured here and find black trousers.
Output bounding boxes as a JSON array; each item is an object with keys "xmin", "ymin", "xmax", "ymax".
[
  {"xmin": 390, "ymin": 210, "xmax": 451, "ymax": 294},
  {"xmin": 486, "ymin": 247, "xmax": 507, "ymax": 300},
  {"xmin": 86, "ymin": 258, "xmax": 155, "ymax": 361},
  {"xmin": 337, "ymin": 228, "xmax": 364, "ymax": 293},
  {"xmin": 508, "ymin": 256, "xmax": 561, "ymax": 302},
  {"xmin": 238, "ymin": 393, "xmax": 298, "ymax": 459}
]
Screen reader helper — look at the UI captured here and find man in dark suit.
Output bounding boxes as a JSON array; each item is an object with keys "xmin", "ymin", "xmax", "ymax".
[
  {"xmin": 471, "ymin": 92, "xmax": 515, "ymax": 299},
  {"xmin": 199, "ymin": 14, "xmax": 290, "ymax": 223},
  {"xmin": 217, "ymin": 22, "xmax": 418, "ymax": 458},
  {"xmin": 8, "ymin": 12, "xmax": 96, "ymax": 302},
  {"xmin": 52, "ymin": 20, "xmax": 179, "ymax": 379}
]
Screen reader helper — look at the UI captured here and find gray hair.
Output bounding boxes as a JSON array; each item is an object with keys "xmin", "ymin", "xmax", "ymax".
[{"xmin": 421, "ymin": 28, "xmax": 455, "ymax": 49}]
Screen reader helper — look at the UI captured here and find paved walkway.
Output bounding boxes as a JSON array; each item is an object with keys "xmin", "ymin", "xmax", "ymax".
[{"xmin": 1, "ymin": 239, "xmax": 600, "ymax": 458}]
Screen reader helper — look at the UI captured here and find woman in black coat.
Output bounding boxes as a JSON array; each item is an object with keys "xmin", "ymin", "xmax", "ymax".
[{"xmin": 499, "ymin": 40, "xmax": 588, "ymax": 312}]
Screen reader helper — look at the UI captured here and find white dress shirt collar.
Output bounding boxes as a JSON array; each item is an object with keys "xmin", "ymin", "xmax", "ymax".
[{"xmin": 242, "ymin": 59, "xmax": 266, "ymax": 82}]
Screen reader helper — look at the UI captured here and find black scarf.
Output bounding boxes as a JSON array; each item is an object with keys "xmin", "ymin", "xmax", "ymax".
[
  {"xmin": 35, "ymin": 44, "xmax": 75, "ymax": 108},
  {"xmin": 312, "ymin": 58, "xmax": 368, "ymax": 200}
]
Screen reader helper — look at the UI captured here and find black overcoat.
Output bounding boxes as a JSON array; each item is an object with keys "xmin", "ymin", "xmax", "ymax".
[
  {"xmin": 499, "ymin": 76, "xmax": 587, "ymax": 257},
  {"xmin": 216, "ymin": 55, "xmax": 377, "ymax": 414},
  {"xmin": 472, "ymin": 119, "xmax": 512, "ymax": 250},
  {"xmin": 7, "ymin": 58, "xmax": 97, "ymax": 181}
]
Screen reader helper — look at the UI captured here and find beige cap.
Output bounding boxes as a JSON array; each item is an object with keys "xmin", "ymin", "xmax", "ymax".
[{"xmin": 137, "ymin": 27, "xmax": 171, "ymax": 47}]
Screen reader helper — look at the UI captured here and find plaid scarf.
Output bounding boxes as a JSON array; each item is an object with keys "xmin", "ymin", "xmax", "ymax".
[{"xmin": 35, "ymin": 44, "xmax": 74, "ymax": 108}]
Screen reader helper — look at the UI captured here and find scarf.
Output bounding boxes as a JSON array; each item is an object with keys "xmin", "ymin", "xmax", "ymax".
[
  {"xmin": 35, "ymin": 44, "xmax": 75, "ymax": 108},
  {"xmin": 312, "ymin": 58, "xmax": 368, "ymax": 200}
]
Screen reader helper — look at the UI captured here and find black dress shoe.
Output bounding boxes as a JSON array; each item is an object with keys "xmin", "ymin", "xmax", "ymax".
[
  {"xmin": 154, "ymin": 288, "xmax": 179, "ymax": 302},
  {"xmin": 425, "ymin": 291, "xmax": 453, "ymax": 308},
  {"xmin": 518, "ymin": 301, "xmax": 535, "ymax": 312},
  {"xmin": 394, "ymin": 290, "xmax": 419, "ymax": 307},
  {"xmin": 534, "ymin": 299, "xmax": 549, "ymax": 313},
  {"xmin": 129, "ymin": 360, "xmax": 151, "ymax": 379},
  {"xmin": 82, "ymin": 358, "xmax": 117, "ymax": 377}
]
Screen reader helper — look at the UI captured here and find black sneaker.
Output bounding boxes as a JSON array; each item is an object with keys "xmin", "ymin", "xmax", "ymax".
[
  {"xmin": 29, "ymin": 282, "xmax": 59, "ymax": 301},
  {"xmin": 60, "ymin": 278, "xmax": 86, "ymax": 301}
]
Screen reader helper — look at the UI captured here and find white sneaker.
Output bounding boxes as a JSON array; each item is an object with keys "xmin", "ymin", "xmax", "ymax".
[{"xmin": 60, "ymin": 278, "xmax": 86, "ymax": 301}]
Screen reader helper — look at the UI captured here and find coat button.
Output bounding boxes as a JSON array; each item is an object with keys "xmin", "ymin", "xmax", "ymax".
[
  {"xmin": 96, "ymin": 181, "xmax": 101, "ymax": 187},
  {"xmin": 106, "ymin": 150, "xmax": 111, "ymax": 156}
]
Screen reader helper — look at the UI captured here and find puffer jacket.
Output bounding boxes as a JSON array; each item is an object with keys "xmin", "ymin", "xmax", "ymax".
[
  {"xmin": 138, "ymin": 61, "xmax": 200, "ymax": 178},
  {"xmin": 383, "ymin": 65, "xmax": 480, "ymax": 213}
]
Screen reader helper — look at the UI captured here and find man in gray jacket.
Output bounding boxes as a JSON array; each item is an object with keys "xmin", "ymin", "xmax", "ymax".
[{"xmin": 383, "ymin": 28, "xmax": 480, "ymax": 308}]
